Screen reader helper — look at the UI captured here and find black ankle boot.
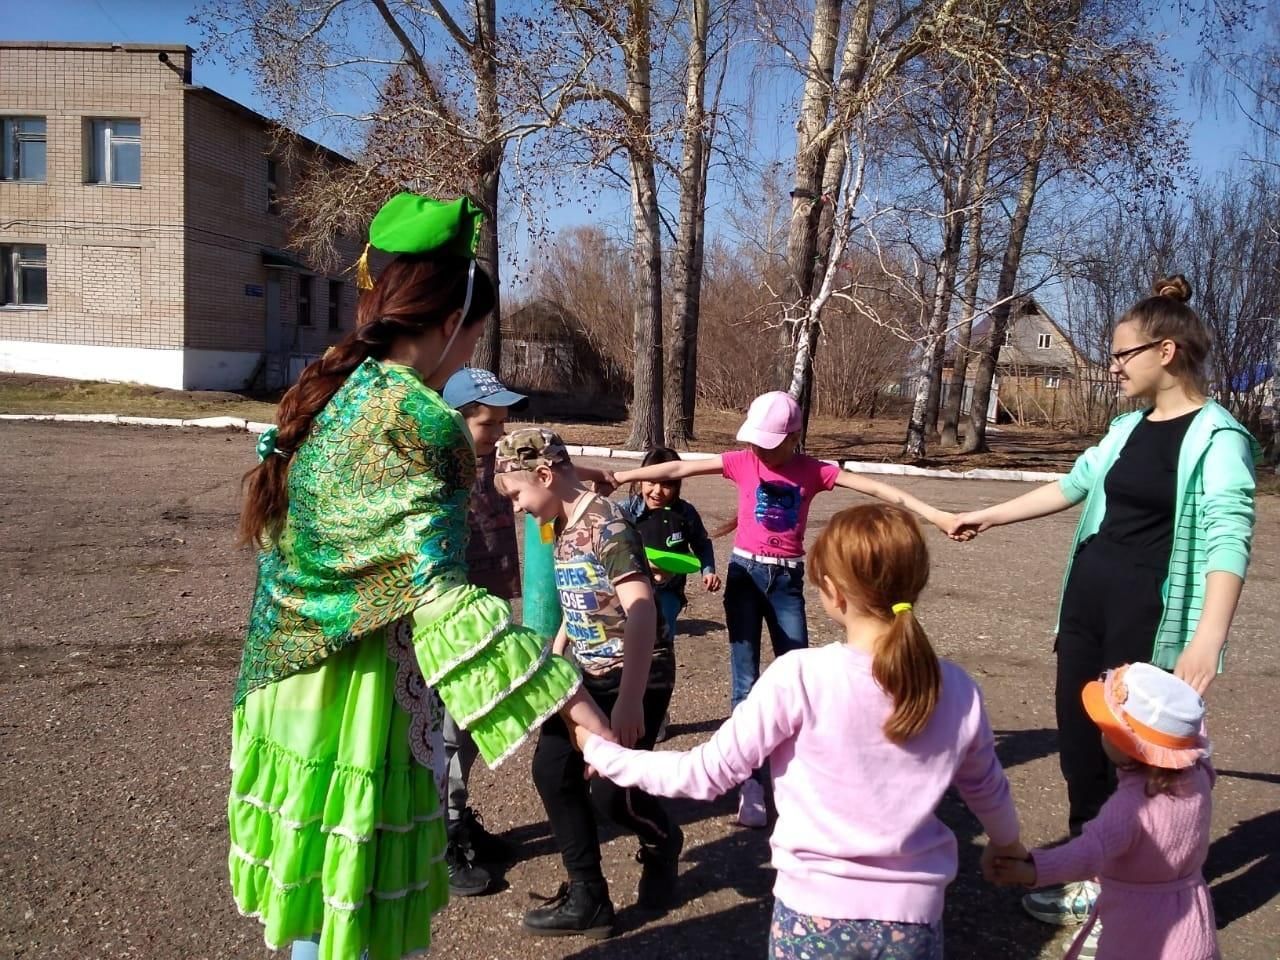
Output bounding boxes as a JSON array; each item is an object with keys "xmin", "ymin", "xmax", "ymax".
[
  {"xmin": 522, "ymin": 878, "xmax": 616, "ymax": 939},
  {"xmin": 445, "ymin": 835, "xmax": 492, "ymax": 897},
  {"xmin": 636, "ymin": 824, "xmax": 683, "ymax": 909}
]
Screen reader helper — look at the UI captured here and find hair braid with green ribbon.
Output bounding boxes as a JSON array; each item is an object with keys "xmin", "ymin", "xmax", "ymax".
[{"xmin": 238, "ymin": 193, "xmax": 492, "ymax": 549}]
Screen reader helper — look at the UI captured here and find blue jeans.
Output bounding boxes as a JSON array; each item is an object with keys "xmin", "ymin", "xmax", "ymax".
[
  {"xmin": 723, "ymin": 558, "xmax": 808, "ymax": 710},
  {"xmin": 657, "ymin": 586, "xmax": 684, "ymax": 643}
]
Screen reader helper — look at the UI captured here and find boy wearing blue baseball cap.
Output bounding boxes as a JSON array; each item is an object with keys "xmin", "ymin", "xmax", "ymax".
[
  {"xmin": 440, "ymin": 367, "xmax": 616, "ymax": 897},
  {"xmin": 440, "ymin": 366, "xmax": 529, "ymax": 896}
]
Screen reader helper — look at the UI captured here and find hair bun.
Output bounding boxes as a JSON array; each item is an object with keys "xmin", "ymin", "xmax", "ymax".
[{"xmin": 1152, "ymin": 274, "xmax": 1192, "ymax": 303}]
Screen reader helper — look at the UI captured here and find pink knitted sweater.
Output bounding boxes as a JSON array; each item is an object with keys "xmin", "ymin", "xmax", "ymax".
[{"xmin": 1033, "ymin": 763, "xmax": 1219, "ymax": 960}]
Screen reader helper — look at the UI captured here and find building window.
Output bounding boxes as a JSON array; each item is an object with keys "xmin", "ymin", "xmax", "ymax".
[
  {"xmin": 1003, "ymin": 330, "xmax": 1013, "ymax": 346},
  {"xmin": 1037, "ymin": 333, "xmax": 1052, "ymax": 349},
  {"xmin": 87, "ymin": 119, "xmax": 141, "ymax": 186},
  {"xmin": 1, "ymin": 117, "xmax": 46, "ymax": 182},
  {"xmin": 328, "ymin": 280, "xmax": 342, "ymax": 330},
  {"xmin": 2, "ymin": 245, "xmax": 48, "ymax": 307},
  {"xmin": 267, "ymin": 158, "xmax": 280, "ymax": 214},
  {"xmin": 1044, "ymin": 375, "xmax": 1061, "ymax": 389},
  {"xmin": 298, "ymin": 275, "xmax": 313, "ymax": 326}
]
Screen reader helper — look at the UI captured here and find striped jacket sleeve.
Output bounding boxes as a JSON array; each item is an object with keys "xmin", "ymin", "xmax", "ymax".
[{"xmin": 1199, "ymin": 429, "xmax": 1257, "ymax": 579}]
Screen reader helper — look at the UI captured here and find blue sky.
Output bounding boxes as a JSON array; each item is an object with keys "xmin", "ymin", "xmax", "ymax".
[{"xmin": 12, "ymin": 0, "xmax": 1261, "ymax": 275}]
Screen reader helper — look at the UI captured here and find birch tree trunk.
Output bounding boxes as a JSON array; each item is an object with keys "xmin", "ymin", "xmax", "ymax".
[
  {"xmin": 665, "ymin": 0, "xmax": 710, "ymax": 447},
  {"xmin": 795, "ymin": 0, "xmax": 876, "ymax": 434},
  {"xmin": 625, "ymin": 0, "xmax": 665, "ymax": 450},
  {"xmin": 903, "ymin": 103, "xmax": 982, "ymax": 459},
  {"xmin": 776, "ymin": 0, "xmax": 844, "ymax": 390},
  {"xmin": 939, "ymin": 104, "xmax": 995, "ymax": 447}
]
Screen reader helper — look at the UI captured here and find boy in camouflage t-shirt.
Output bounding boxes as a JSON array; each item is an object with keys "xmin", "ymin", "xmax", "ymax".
[
  {"xmin": 553, "ymin": 496, "xmax": 674, "ymax": 676},
  {"xmin": 495, "ymin": 428, "xmax": 680, "ymax": 939}
]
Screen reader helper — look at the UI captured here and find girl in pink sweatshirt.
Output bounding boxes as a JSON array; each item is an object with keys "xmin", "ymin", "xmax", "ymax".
[
  {"xmin": 993, "ymin": 662, "xmax": 1219, "ymax": 960},
  {"xmin": 575, "ymin": 504, "xmax": 1025, "ymax": 959}
]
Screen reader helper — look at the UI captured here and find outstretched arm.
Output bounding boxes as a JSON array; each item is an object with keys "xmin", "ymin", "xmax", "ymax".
[
  {"xmin": 615, "ymin": 455, "xmax": 724, "ymax": 485},
  {"xmin": 575, "ymin": 464, "xmax": 618, "ymax": 496},
  {"xmin": 952, "ymin": 482, "xmax": 1075, "ymax": 536},
  {"xmin": 576, "ymin": 654, "xmax": 803, "ymax": 800},
  {"xmin": 833, "ymin": 471, "xmax": 962, "ymax": 537}
]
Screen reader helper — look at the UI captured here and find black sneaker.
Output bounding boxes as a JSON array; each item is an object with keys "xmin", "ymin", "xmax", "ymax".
[
  {"xmin": 446, "ymin": 838, "xmax": 492, "ymax": 897},
  {"xmin": 522, "ymin": 879, "xmax": 616, "ymax": 939},
  {"xmin": 636, "ymin": 824, "xmax": 683, "ymax": 910},
  {"xmin": 460, "ymin": 806, "xmax": 515, "ymax": 864}
]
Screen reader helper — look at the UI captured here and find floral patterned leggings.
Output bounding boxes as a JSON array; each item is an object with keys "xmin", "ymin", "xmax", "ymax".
[{"xmin": 770, "ymin": 900, "xmax": 943, "ymax": 960}]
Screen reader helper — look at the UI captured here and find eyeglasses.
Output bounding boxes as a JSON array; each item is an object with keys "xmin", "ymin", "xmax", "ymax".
[{"xmin": 1110, "ymin": 340, "xmax": 1165, "ymax": 365}]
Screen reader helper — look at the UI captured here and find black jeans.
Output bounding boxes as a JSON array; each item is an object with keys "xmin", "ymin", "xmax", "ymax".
[
  {"xmin": 531, "ymin": 651, "xmax": 676, "ymax": 882},
  {"xmin": 1055, "ymin": 536, "xmax": 1164, "ymax": 836}
]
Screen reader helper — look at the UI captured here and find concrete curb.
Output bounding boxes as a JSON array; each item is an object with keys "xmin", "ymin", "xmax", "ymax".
[{"xmin": 1, "ymin": 412, "xmax": 1067, "ymax": 482}]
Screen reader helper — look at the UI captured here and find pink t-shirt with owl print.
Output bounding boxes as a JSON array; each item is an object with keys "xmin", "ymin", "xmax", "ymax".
[{"xmin": 721, "ymin": 449, "xmax": 840, "ymax": 559}]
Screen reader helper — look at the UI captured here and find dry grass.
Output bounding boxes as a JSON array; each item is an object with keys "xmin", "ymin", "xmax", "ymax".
[{"xmin": 0, "ymin": 373, "xmax": 277, "ymax": 420}]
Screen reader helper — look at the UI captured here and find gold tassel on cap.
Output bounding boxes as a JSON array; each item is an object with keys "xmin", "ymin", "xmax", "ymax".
[{"xmin": 354, "ymin": 243, "xmax": 374, "ymax": 291}]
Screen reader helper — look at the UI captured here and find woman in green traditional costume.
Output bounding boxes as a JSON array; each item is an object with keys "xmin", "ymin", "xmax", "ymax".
[{"xmin": 229, "ymin": 193, "xmax": 608, "ymax": 960}]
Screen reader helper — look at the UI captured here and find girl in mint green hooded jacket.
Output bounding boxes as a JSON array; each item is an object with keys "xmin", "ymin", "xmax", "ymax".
[{"xmin": 953, "ymin": 275, "xmax": 1258, "ymax": 926}]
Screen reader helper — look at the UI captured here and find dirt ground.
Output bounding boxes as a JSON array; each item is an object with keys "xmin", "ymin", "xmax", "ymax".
[{"xmin": 1, "ymin": 422, "xmax": 1276, "ymax": 960}]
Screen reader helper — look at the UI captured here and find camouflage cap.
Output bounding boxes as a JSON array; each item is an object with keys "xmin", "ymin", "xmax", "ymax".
[{"xmin": 495, "ymin": 427, "xmax": 572, "ymax": 474}]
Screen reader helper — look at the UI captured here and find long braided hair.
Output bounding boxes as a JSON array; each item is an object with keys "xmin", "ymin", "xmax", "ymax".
[{"xmin": 238, "ymin": 254, "xmax": 495, "ymax": 547}]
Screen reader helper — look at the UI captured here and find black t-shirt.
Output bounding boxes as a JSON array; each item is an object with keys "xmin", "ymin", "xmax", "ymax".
[
  {"xmin": 633, "ymin": 506, "xmax": 695, "ymax": 556},
  {"xmin": 1096, "ymin": 409, "xmax": 1198, "ymax": 561}
]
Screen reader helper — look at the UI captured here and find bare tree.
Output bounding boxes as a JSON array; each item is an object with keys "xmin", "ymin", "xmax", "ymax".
[
  {"xmin": 1195, "ymin": 2, "xmax": 1280, "ymax": 456},
  {"xmin": 938, "ymin": 99, "xmax": 996, "ymax": 446},
  {"xmin": 902, "ymin": 85, "xmax": 988, "ymax": 459},
  {"xmin": 195, "ymin": 0, "xmax": 550, "ymax": 374},
  {"xmin": 767, "ymin": 0, "xmax": 1068, "ymax": 438},
  {"xmin": 530, "ymin": 225, "xmax": 635, "ymax": 395},
  {"xmin": 665, "ymin": 0, "xmax": 726, "ymax": 447},
  {"xmin": 1184, "ymin": 173, "xmax": 1280, "ymax": 432},
  {"xmin": 964, "ymin": 0, "xmax": 1185, "ymax": 452},
  {"xmin": 510, "ymin": 0, "xmax": 683, "ymax": 449}
]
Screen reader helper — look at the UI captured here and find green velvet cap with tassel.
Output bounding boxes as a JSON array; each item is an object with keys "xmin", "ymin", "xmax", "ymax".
[{"xmin": 355, "ymin": 193, "xmax": 485, "ymax": 290}]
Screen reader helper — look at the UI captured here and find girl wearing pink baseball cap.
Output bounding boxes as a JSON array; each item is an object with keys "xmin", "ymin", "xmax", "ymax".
[{"xmin": 615, "ymin": 391, "xmax": 962, "ymax": 827}]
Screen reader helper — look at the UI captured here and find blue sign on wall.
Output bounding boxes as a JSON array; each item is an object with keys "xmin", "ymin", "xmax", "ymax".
[{"xmin": 245, "ymin": 284, "xmax": 264, "ymax": 297}]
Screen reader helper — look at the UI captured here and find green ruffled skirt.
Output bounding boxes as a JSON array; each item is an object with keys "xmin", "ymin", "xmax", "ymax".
[
  {"xmin": 229, "ymin": 589, "xmax": 580, "ymax": 959},
  {"xmin": 229, "ymin": 631, "xmax": 448, "ymax": 959}
]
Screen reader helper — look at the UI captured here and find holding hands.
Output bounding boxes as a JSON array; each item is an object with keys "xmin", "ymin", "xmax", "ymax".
[
  {"xmin": 981, "ymin": 839, "xmax": 1033, "ymax": 886},
  {"xmin": 947, "ymin": 508, "xmax": 996, "ymax": 540}
]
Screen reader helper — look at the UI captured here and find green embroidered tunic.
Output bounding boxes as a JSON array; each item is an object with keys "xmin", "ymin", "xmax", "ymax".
[{"xmin": 229, "ymin": 359, "xmax": 580, "ymax": 958}]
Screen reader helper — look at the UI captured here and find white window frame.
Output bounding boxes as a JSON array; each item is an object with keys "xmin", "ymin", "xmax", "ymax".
[
  {"xmin": 1003, "ymin": 330, "xmax": 1013, "ymax": 346},
  {"xmin": 327, "ymin": 280, "xmax": 342, "ymax": 330},
  {"xmin": 2, "ymin": 244, "xmax": 48, "ymax": 308},
  {"xmin": 2, "ymin": 117, "xmax": 47, "ymax": 182},
  {"xmin": 1037, "ymin": 333, "xmax": 1052, "ymax": 349},
  {"xmin": 298, "ymin": 275, "xmax": 313, "ymax": 327},
  {"xmin": 1044, "ymin": 375, "xmax": 1061, "ymax": 390},
  {"xmin": 267, "ymin": 158, "xmax": 280, "ymax": 214},
  {"xmin": 87, "ymin": 118, "xmax": 142, "ymax": 186}
]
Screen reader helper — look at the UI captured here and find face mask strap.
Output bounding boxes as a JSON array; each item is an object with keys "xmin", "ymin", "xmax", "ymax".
[{"xmin": 426, "ymin": 259, "xmax": 476, "ymax": 381}]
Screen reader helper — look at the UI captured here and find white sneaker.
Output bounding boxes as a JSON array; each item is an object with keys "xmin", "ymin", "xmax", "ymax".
[
  {"xmin": 737, "ymin": 779, "xmax": 767, "ymax": 828},
  {"xmin": 1023, "ymin": 879, "xmax": 1099, "ymax": 925}
]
